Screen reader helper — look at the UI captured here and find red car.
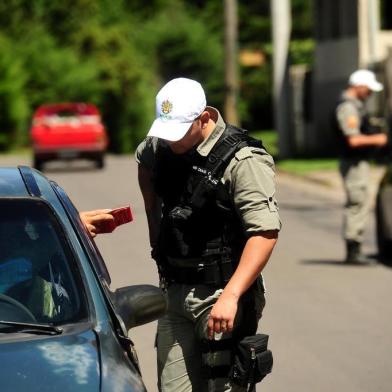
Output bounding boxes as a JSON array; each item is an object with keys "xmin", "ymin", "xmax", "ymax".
[{"xmin": 31, "ymin": 103, "xmax": 109, "ymax": 170}]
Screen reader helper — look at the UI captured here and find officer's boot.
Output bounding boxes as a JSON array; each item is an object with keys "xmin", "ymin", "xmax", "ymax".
[{"xmin": 345, "ymin": 240, "xmax": 374, "ymax": 264}]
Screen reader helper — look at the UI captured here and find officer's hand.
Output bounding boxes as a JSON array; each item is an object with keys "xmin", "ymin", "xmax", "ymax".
[
  {"xmin": 376, "ymin": 133, "xmax": 388, "ymax": 146},
  {"xmin": 80, "ymin": 209, "xmax": 115, "ymax": 237},
  {"xmin": 207, "ymin": 292, "xmax": 239, "ymax": 339}
]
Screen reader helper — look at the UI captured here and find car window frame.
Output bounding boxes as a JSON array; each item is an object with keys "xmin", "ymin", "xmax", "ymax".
[
  {"xmin": 0, "ymin": 196, "xmax": 90, "ymax": 326},
  {"xmin": 50, "ymin": 183, "xmax": 112, "ymax": 285},
  {"xmin": 50, "ymin": 182, "xmax": 130, "ymax": 338}
]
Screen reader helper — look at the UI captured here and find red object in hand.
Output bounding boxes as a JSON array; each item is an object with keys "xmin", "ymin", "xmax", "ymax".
[
  {"xmin": 98, "ymin": 219, "xmax": 117, "ymax": 234},
  {"xmin": 96, "ymin": 205, "xmax": 133, "ymax": 234},
  {"xmin": 110, "ymin": 205, "xmax": 133, "ymax": 226}
]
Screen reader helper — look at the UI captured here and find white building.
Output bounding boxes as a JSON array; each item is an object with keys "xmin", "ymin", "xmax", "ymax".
[{"xmin": 280, "ymin": 0, "xmax": 392, "ymax": 156}]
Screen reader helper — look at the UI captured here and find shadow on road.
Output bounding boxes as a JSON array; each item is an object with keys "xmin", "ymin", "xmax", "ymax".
[
  {"xmin": 375, "ymin": 257, "xmax": 392, "ymax": 268},
  {"xmin": 301, "ymin": 259, "xmax": 379, "ymax": 267},
  {"xmin": 42, "ymin": 163, "xmax": 100, "ymax": 173},
  {"xmin": 279, "ymin": 202, "xmax": 340, "ymax": 212}
]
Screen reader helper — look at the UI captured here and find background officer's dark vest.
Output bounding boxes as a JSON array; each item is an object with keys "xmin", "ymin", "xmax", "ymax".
[{"xmin": 152, "ymin": 125, "xmax": 263, "ymax": 283}]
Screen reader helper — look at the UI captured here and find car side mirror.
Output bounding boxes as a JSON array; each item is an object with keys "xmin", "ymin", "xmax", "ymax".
[{"xmin": 113, "ymin": 284, "xmax": 167, "ymax": 330}]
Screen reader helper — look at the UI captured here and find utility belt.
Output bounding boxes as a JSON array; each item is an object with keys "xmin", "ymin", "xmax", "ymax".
[
  {"xmin": 164, "ymin": 251, "xmax": 235, "ymax": 287},
  {"xmin": 340, "ymin": 146, "xmax": 375, "ymax": 160}
]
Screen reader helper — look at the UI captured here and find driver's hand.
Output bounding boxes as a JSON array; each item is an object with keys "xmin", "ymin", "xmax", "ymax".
[{"xmin": 79, "ymin": 209, "xmax": 115, "ymax": 237}]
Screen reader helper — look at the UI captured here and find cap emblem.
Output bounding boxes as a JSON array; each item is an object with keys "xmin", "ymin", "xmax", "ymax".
[{"xmin": 161, "ymin": 99, "xmax": 173, "ymax": 115}]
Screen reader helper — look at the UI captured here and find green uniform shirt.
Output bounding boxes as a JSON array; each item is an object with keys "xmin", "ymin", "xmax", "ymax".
[{"xmin": 135, "ymin": 106, "xmax": 281, "ymax": 235}]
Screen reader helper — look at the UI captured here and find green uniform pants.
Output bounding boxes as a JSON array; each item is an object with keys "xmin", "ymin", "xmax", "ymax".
[
  {"xmin": 339, "ymin": 159, "xmax": 371, "ymax": 243},
  {"xmin": 156, "ymin": 279, "xmax": 265, "ymax": 392}
]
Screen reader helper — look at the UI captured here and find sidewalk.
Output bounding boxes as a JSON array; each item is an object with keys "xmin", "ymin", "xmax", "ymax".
[{"xmin": 276, "ymin": 165, "xmax": 386, "ymax": 204}]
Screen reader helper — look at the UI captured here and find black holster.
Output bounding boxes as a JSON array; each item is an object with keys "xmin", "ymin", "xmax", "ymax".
[
  {"xmin": 200, "ymin": 333, "xmax": 273, "ymax": 389},
  {"xmin": 229, "ymin": 334, "xmax": 273, "ymax": 390}
]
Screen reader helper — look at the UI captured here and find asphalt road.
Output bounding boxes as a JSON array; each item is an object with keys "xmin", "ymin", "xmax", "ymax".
[{"xmin": 2, "ymin": 154, "xmax": 392, "ymax": 391}]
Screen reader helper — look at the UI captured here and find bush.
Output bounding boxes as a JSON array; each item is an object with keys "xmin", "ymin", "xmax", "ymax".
[
  {"xmin": 0, "ymin": 34, "xmax": 29, "ymax": 150},
  {"xmin": 141, "ymin": 3, "xmax": 225, "ymax": 108},
  {"xmin": 18, "ymin": 28, "xmax": 101, "ymax": 109},
  {"xmin": 73, "ymin": 21, "xmax": 156, "ymax": 152},
  {"xmin": 0, "ymin": 1, "xmax": 316, "ymax": 153}
]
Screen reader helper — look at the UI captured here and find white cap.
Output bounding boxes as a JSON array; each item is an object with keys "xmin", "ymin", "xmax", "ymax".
[
  {"xmin": 348, "ymin": 69, "xmax": 383, "ymax": 92},
  {"xmin": 147, "ymin": 78, "xmax": 207, "ymax": 141}
]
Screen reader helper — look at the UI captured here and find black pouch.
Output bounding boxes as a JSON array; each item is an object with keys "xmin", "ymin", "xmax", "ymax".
[{"xmin": 229, "ymin": 334, "xmax": 273, "ymax": 388}]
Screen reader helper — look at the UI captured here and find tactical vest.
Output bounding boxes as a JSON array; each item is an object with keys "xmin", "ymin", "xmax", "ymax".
[{"xmin": 152, "ymin": 125, "xmax": 264, "ymax": 286}]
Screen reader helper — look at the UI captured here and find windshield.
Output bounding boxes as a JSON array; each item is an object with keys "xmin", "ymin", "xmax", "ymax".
[{"xmin": 0, "ymin": 199, "xmax": 87, "ymax": 327}]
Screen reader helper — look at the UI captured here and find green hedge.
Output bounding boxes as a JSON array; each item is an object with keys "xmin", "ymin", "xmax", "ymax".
[{"xmin": 0, "ymin": 0, "xmax": 314, "ymax": 153}]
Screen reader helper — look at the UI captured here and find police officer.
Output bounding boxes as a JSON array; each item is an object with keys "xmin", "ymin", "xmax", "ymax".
[
  {"xmin": 336, "ymin": 69, "xmax": 388, "ymax": 264},
  {"xmin": 136, "ymin": 78, "xmax": 281, "ymax": 391}
]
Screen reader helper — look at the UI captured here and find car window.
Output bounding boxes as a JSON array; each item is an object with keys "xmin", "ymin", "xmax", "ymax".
[
  {"xmin": 0, "ymin": 199, "xmax": 88, "ymax": 326},
  {"xmin": 40, "ymin": 109, "xmax": 100, "ymax": 126}
]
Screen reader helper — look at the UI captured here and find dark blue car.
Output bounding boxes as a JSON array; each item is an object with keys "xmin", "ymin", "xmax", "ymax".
[{"xmin": 0, "ymin": 166, "xmax": 167, "ymax": 391}]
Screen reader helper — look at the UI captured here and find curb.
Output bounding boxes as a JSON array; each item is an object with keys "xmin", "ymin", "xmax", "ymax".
[
  {"xmin": 276, "ymin": 166, "xmax": 386, "ymax": 204},
  {"xmin": 276, "ymin": 169, "xmax": 344, "ymax": 202}
]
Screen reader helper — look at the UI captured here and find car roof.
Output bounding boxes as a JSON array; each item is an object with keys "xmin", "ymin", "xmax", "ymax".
[
  {"xmin": 0, "ymin": 167, "xmax": 30, "ymax": 196},
  {"xmin": 0, "ymin": 166, "xmax": 62, "ymax": 207},
  {"xmin": 0, "ymin": 166, "xmax": 83, "ymax": 226}
]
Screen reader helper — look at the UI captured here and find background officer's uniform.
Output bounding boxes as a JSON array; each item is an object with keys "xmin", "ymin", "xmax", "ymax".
[
  {"xmin": 136, "ymin": 107, "xmax": 281, "ymax": 391},
  {"xmin": 336, "ymin": 93, "xmax": 371, "ymax": 254}
]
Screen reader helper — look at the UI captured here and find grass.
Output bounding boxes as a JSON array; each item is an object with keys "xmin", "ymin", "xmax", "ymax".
[
  {"xmin": 250, "ymin": 129, "xmax": 338, "ymax": 175},
  {"xmin": 0, "ymin": 147, "xmax": 32, "ymax": 156},
  {"xmin": 276, "ymin": 158, "xmax": 338, "ymax": 174}
]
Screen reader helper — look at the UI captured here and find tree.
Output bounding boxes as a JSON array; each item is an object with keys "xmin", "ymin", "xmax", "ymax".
[{"xmin": 0, "ymin": 34, "xmax": 28, "ymax": 150}]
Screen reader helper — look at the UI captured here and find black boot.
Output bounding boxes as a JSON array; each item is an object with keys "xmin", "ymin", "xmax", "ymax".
[{"xmin": 345, "ymin": 241, "xmax": 374, "ymax": 264}]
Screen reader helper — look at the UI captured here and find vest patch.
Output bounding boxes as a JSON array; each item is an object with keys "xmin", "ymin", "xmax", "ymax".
[{"xmin": 346, "ymin": 115, "xmax": 359, "ymax": 130}]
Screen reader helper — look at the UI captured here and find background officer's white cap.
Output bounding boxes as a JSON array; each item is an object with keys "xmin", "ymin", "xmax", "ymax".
[
  {"xmin": 147, "ymin": 77, "xmax": 207, "ymax": 141},
  {"xmin": 348, "ymin": 69, "xmax": 383, "ymax": 92}
]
